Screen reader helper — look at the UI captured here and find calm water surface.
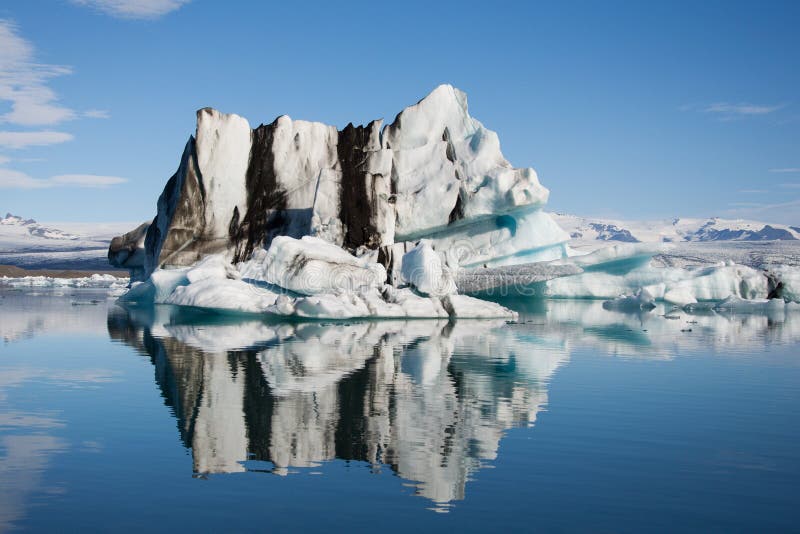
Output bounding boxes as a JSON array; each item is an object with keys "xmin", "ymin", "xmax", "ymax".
[{"xmin": 1, "ymin": 287, "xmax": 799, "ymax": 532}]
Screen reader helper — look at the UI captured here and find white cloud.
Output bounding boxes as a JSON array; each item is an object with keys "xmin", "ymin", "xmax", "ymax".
[
  {"xmin": 0, "ymin": 168, "xmax": 127, "ymax": 189},
  {"xmin": 0, "ymin": 20, "xmax": 76, "ymax": 126},
  {"xmin": 71, "ymin": 0, "xmax": 191, "ymax": 19},
  {"xmin": 704, "ymin": 102, "xmax": 782, "ymax": 116},
  {"xmin": 779, "ymin": 183, "xmax": 800, "ymax": 189},
  {"xmin": 770, "ymin": 168, "xmax": 800, "ymax": 173},
  {"xmin": 83, "ymin": 109, "xmax": 110, "ymax": 119},
  {"xmin": 0, "ymin": 155, "xmax": 9, "ymax": 165},
  {"xmin": 737, "ymin": 189, "xmax": 767, "ymax": 194},
  {"xmin": 50, "ymin": 174, "xmax": 126, "ymax": 187},
  {"xmin": 0, "ymin": 130, "xmax": 73, "ymax": 149}
]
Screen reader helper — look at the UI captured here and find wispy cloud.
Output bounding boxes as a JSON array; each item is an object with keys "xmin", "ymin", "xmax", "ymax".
[
  {"xmin": 738, "ymin": 189, "xmax": 768, "ymax": 194},
  {"xmin": 0, "ymin": 130, "xmax": 73, "ymax": 149},
  {"xmin": 0, "ymin": 20, "xmax": 111, "ymax": 127},
  {"xmin": 779, "ymin": 183, "xmax": 800, "ymax": 189},
  {"xmin": 728, "ymin": 201, "xmax": 764, "ymax": 207},
  {"xmin": 70, "ymin": 0, "xmax": 191, "ymax": 19},
  {"xmin": 681, "ymin": 101, "xmax": 787, "ymax": 122},
  {"xmin": 0, "ymin": 155, "xmax": 9, "ymax": 165},
  {"xmin": 50, "ymin": 174, "xmax": 127, "ymax": 187},
  {"xmin": 0, "ymin": 20, "xmax": 76, "ymax": 126},
  {"xmin": 83, "ymin": 109, "xmax": 110, "ymax": 119},
  {"xmin": 0, "ymin": 168, "xmax": 127, "ymax": 189},
  {"xmin": 770, "ymin": 168, "xmax": 800, "ymax": 173},
  {"xmin": 704, "ymin": 102, "xmax": 782, "ymax": 116}
]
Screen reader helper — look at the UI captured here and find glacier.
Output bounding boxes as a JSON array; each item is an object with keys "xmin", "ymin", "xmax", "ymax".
[{"xmin": 109, "ymin": 85, "xmax": 800, "ymax": 317}]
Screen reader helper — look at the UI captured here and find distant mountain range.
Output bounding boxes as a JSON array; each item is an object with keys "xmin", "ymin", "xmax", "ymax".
[
  {"xmin": 550, "ymin": 213, "xmax": 799, "ymax": 245},
  {"xmin": 0, "ymin": 213, "xmax": 136, "ymax": 270},
  {"xmin": 0, "ymin": 212, "xmax": 81, "ymax": 242}
]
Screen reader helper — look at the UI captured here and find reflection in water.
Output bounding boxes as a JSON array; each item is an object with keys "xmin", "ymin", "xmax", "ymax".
[
  {"xmin": 0, "ymin": 434, "xmax": 67, "ymax": 531},
  {"xmin": 0, "ymin": 289, "xmax": 114, "ymax": 344},
  {"xmin": 108, "ymin": 300, "xmax": 800, "ymax": 506},
  {"xmin": 0, "ymin": 364, "xmax": 116, "ymax": 530},
  {"xmin": 109, "ymin": 307, "xmax": 565, "ymax": 505}
]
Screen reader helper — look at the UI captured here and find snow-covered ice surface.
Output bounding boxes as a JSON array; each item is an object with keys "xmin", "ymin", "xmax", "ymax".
[
  {"xmin": 121, "ymin": 241, "xmax": 515, "ymax": 320},
  {"xmin": 1, "ymin": 213, "xmax": 139, "ymax": 270},
  {"xmin": 0, "ymin": 249, "xmax": 114, "ymax": 271},
  {"xmin": 238, "ymin": 236, "xmax": 386, "ymax": 295},
  {"xmin": 455, "ymin": 262, "xmax": 583, "ymax": 296},
  {"xmin": 650, "ymin": 241, "xmax": 800, "ymax": 269}
]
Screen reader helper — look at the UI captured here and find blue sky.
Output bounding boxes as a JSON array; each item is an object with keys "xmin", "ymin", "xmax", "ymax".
[{"xmin": 0, "ymin": 0, "xmax": 798, "ymax": 224}]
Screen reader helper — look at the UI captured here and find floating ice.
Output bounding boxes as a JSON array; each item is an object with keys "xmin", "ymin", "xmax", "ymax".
[
  {"xmin": 401, "ymin": 240, "xmax": 456, "ymax": 297},
  {"xmin": 121, "ymin": 237, "xmax": 515, "ymax": 320},
  {"xmin": 602, "ymin": 288, "xmax": 657, "ymax": 311},
  {"xmin": 1, "ymin": 273, "xmax": 128, "ymax": 291}
]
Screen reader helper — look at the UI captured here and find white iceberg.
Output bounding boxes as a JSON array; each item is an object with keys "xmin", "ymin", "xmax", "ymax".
[
  {"xmin": 107, "ymin": 85, "xmax": 800, "ymax": 316},
  {"xmin": 121, "ymin": 237, "xmax": 515, "ymax": 320}
]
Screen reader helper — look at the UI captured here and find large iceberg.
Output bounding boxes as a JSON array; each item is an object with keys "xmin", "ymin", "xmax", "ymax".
[
  {"xmin": 131, "ymin": 84, "xmax": 567, "ymax": 278},
  {"xmin": 110, "ymin": 85, "xmax": 800, "ymax": 316}
]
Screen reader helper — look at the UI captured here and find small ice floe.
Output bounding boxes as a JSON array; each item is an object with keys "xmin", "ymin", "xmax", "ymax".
[{"xmin": 602, "ymin": 288, "xmax": 656, "ymax": 311}]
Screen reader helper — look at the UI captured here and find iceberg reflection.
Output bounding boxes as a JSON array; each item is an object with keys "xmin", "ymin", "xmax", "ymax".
[
  {"xmin": 107, "ymin": 299, "xmax": 800, "ymax": 505},
  {"xmin": 108, "ymin": 307, "xmax": 565, "ymax": 505}
]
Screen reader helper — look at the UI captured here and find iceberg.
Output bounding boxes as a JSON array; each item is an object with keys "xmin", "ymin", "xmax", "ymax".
[
  {"xmin": 107, "ymin": 222, "xmax": 149, "ymax": 282},
  {"xmin": 109, "ymin": 85, "xmax": 800, "ymax": 316}
]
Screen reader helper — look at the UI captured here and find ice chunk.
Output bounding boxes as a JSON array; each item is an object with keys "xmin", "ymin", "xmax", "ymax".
[
  {"xmin": 107, "ymin": 222, "xmax": 149, "ymax": 282},
  {"xmin": 401, "ymin": 240, "xmax": 456, "ymax": 296},
  {"xmin": 602, "ymin": 288, "xmax": 656, "ymax": 311},
  {"xmin": 544, "ymin": 256, "xmax": 770, "ymax": 305},
  {"xmin": 165, "ymin": 278, "xmax": 281, "ymax": 314},
  {"xmin": 119, "ymin": 251, "xmax": 515, "ymax": 320},
  {"xmin": 238, "ymin": 236, "xmax": 386, "ymax": 295}
]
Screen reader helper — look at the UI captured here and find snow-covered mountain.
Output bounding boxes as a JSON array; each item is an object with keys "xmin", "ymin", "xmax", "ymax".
[
  {"xmin": 0, "ymin": 213, "xmax": 138, "ymax": 270},
  {"xmin": 551, "ymin": 213, "xmax": 799, "ymax": 247},
  {"xmin": 0, "ymin": 213, "xmax": 82, "ymax": 247}
]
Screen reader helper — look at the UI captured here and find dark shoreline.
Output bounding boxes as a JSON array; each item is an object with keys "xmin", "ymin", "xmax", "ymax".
[{"xmin": 0, "ymin": 264, "xmax": 127, "ymax": 279}]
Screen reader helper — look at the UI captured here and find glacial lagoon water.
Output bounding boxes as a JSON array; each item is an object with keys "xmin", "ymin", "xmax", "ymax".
[{"xmin": 1, "ymin": 287, "xmax": 799, "ymax": 532}]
